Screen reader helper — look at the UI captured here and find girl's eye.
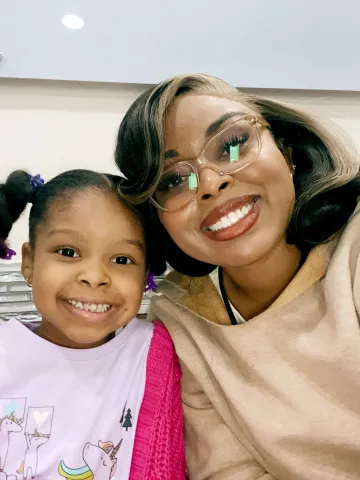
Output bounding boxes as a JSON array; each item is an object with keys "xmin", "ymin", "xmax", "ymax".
[
  {"xmin": 57, "ymin": 248, "xmax": 79, "ymax": 258},
  {"xmin": 112, "ymin": 256, "xmax": 133, "ymax": 265}
]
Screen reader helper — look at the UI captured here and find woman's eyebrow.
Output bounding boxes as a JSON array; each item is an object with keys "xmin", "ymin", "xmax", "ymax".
[
  {"xmin": 164, "ymin": 111, "xmax": 245, "ymax": 161},
  {"xmin": 205, "ymin": 111, "xmax": 245, "ymax": 138},
  {"xmin": 164, "ymin": 149, "xmax": 179, "ymax": 160}
]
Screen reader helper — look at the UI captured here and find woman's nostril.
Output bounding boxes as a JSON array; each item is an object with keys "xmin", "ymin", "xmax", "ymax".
[
  {"xmin": 202, "ymin": 193, "xmax": 212, "ymax": 200},
  {"xmin": 201, "ymin": 182, "xmax": 230, "ymax": 200}
]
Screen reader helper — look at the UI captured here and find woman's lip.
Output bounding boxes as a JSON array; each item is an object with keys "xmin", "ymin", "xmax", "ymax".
[
  {"xmin": 200, "ymin": 195, "xmax": 259, "ymax": 230},
  {"xmin": 203, "ymin": 201, "xmax": 260, "ymax": 242}
]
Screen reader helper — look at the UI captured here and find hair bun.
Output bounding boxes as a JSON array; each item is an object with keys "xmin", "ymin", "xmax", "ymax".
[
  {"xmin": 4, "ymin": 170, "xmax": 33, "ymax": 218},
  {"xmin": 0, "ymin": 170, "xmax": 33, "ymax": 246}
]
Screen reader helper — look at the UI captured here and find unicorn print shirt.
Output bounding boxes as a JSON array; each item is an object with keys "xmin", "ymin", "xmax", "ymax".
[{"xmin": 0, "ymin": 317, "xmax": 153, "ymax": 480}]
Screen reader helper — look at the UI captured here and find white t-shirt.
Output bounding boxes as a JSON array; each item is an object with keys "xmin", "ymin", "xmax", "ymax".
[
  {"xmin": 0, "ymin": 317, "xmax": 152, "ymax": 480},
  {"xmin": 209, "ymin": 269, "xmax": 246, "ymax": 324}
]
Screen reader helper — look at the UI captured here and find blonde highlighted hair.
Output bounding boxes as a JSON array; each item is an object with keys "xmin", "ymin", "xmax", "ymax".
[{"xmin": 115, "ymin": 73, "xmax": 360, "ymax": 276}]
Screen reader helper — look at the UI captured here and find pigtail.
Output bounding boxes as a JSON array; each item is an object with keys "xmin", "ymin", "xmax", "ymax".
[{"xmin": 0, "ymin": 170, "xmax": 33, "ymax": 258}]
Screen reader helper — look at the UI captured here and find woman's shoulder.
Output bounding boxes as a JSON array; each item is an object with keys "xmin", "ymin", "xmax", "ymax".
[
  {"xmin": 158, "ymin": 269, "xmax": 216, "ymax": 297},
  {"xmin": 162, "ymin": 269, "xmax": 193, "ymax": 290},
  {"xmin": 335, "ymin": 206, "xmax": 360, "ymax": 253},
  {"xmin": 150, "ymin": 269, "xmax": 230, "ymax": 327}
]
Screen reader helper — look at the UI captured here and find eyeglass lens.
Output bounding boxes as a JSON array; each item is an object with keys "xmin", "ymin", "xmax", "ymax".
[{"xmin": 154, "ymin": 118, "xmax": 260, "ymax": 211}]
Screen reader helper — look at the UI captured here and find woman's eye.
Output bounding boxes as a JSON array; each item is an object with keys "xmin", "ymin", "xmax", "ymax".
[
  {"xmin": 57, "ymin": 248, "xmax": 79, "ymax": 258},
  {"xmin": 158, "ymin": 173, "xmax": 185, "ymax": 192},
  {"xmin": 220, "ymin": 133, "xmax": 249, "ymax": 157},
  {"xmin": 112, "ymin": 256, "xmax": 132, "ymax": 265}
]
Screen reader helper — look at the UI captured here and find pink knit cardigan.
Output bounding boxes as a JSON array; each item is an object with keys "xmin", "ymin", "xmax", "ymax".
[{"xmin": 129, "ymin": 321, "xmax": 186, "ymax": 479}]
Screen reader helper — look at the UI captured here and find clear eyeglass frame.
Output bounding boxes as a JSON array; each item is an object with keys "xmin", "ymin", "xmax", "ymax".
[{"xmin": 151, "ymin": 115, "xmax": 270, "ymax": 212}]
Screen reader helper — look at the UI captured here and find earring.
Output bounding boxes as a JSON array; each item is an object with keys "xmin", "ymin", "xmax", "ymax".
[
  {"xmin": 290, "ymin": 165, "xmax": 296, "ymax": 178},
  {"xmin": 25, "ymin": 278, "xmax": 32, "ymax": 288}
]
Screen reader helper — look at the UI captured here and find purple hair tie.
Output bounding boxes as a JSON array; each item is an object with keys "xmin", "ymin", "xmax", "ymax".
[
  {"xmin": 29, "ymin": 173, "xmax": 45, "ymax": 191},
  {"xmin": 145, "ymin": 272, "xmax": 158, "ymax": 293},
  {"xmin": 0, "ymin": 247, "xmax": 16, "ymax": 261}
]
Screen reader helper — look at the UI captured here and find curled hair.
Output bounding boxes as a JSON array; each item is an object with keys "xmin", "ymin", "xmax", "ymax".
[
  {"xmin": 115, "ymin": 73, "xmax": 360, "ymax": 276},
  {"xmin": 0, "ymin": 169, "xmax": 165, "ymax": 275}
]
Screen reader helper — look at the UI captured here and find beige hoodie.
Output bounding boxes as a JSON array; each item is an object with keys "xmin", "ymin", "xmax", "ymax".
[{"xmin": 148, "ymin": 210, "xmax": 360, "ymax": 480}]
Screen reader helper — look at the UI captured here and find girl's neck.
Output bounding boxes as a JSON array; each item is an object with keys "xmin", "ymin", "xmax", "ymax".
[
  {"xmin": 35, "ymin": 321, "xmax": 113, "ymax": 349},
  {"xmin": 222, "ymin": 241, "xmax": 302, "ymax": 320}
]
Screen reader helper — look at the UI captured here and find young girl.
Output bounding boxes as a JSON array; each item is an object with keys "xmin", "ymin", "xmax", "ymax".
[{"xmin": 0, "ymin": 169, "xmax": 185, "ymax": 480}]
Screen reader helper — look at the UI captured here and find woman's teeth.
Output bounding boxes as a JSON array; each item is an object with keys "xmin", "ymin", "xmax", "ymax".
[
  {"xmin": 206, "ymin": 202, "xmax": 255, "ymax": 232},
  {"xmin": 67, "ymin": 300, "xmax": 111, "ymax": 313}
]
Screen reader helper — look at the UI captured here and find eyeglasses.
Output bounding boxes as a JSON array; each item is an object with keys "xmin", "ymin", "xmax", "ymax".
[{"xmin": 151, "ymin": 115, "xmax": 269, "ymax": 212}]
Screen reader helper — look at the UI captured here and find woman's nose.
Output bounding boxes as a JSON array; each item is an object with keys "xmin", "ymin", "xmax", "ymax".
[{"xmin": 196, "ymin": 167, "xmax": 233, "ymax": 201}]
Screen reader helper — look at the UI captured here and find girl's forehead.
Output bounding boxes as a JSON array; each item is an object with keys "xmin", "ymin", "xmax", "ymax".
[{"xmin": 41, "ymin": 190, "xmax": 143, "ymax": 240}]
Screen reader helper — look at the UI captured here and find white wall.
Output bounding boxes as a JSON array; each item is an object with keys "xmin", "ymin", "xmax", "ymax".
[{"xmin": 1, "ymin": 78, "xmax": 360, "ymax": 261}]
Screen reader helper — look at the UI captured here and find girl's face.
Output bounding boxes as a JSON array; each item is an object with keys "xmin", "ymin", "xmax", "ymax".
[
  {"xmin": 22, "ymin": 190, "xmax": 147, "ymax": 349},
  {"xmin": 158, "ymin": 95, "xmax": 295, "ymax": 269}
]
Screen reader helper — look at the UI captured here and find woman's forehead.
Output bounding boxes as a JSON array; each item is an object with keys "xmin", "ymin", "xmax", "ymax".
[{"xmin": 164, "ymin": 94, "xmax": 255, "ymax": 154}]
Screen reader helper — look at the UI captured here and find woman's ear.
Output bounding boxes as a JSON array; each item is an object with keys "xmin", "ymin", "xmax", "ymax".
[
  {"xmin": 274, "ymin": 136, "xmax": 295, "ymax": 175},
  {"xmin": 284, "ymin": 146, "xmax": 295, "ymax": 176},
  {"xmin": 21, "ymin": 242, "xmax": 34, "ymax": 286},
  {"xmin": 280, "ymin": 143, "xmax": 295, "ymax": 177}
]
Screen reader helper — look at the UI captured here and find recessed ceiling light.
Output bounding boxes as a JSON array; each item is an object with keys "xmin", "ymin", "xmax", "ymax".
[{"xmin": 62, "ymin": 14, "xmax": 84, "ymax": 30}]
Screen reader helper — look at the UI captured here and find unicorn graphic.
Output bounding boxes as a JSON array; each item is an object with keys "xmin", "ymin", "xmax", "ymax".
[
  {"xmin": 0, "ymin": 413, "xmax": 23, "ymax": 472},
  {"xmin": 58, "ymin": 439, "xmax": 122, "ymax": 480},
  {"xmin": 17, "ymin": 429, "xmax": 50, "ymax": 480}
]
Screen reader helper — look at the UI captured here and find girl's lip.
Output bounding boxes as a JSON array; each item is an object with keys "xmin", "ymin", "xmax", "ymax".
[
  {"xmin": 63, "ymin": 300, "xmax": 116, "ymax": 324},
  {"xmin": 66, "ymin": 297, "xmax": 113, "ymax": 305},
  {"xmin": 200, "ymin": 195, "xmax": 260, "ymax": 230}
]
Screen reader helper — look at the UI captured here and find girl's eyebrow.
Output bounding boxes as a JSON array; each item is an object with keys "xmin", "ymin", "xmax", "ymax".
[
  {"xmin": 47, "ymin": 227, "xmax": 83, "ymax": 238},
  {"xmin": 47, "ymin": 229, "xmax": 145, "ymax": 253},
  {"xmin": 120, "ymin": 239, "xmax": 145, "ymax": 254}
]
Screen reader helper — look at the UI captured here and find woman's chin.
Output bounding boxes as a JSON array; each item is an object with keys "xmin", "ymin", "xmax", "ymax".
[{"xmin": 190, "ymin": 233, "xmax": 281, "ymax": 270}]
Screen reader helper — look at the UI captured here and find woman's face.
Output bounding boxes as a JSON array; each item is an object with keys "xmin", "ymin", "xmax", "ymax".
[{"xmin": 158, "ymin": 94, "xmax": 296, "ymax": 268}]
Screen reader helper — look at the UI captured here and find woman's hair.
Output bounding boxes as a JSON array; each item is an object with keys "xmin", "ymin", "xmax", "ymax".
[
  {"xmin": 0, "ymin": 169, "xmax": 166, "ymax": 275},
  {"xmin": 115, "ymin": 73, "xmax": 360, "ymax": 277}
]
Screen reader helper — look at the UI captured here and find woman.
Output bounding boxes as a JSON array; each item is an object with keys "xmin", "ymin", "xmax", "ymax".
[{"xmin": 115, "ymin": 74, "xmax": 360, "ymax": 479}]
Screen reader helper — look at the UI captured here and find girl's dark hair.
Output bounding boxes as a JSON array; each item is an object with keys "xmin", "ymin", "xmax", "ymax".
[
  {"xmin": 0, "ymin": 169, "xmax": 166, "ymax": 275},
  {"xmin": 115, "ymin": 74, "xmax": 360, "ymax": 277}
]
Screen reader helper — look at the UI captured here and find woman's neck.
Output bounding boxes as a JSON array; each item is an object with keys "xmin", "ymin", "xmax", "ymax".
[{"xmin": 222, "ymin": 241, "xmax": 302, "ymax": 320}]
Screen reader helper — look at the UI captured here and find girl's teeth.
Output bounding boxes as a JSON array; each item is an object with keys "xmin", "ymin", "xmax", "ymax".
[
  {"xmin": 207, "ymin": 202, "xmax": 254, "ymax": 232},
  {"xmin": 67, "ymin": 300, "xmax": 111, "ymax": 313}
]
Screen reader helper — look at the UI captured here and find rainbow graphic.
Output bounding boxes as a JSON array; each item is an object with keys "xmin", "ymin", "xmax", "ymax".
[{"xmin": 58, "ymin": 461, "xmax": 93, "ymax": 480}]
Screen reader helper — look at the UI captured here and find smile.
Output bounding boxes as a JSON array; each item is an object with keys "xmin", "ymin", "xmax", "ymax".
[
  {"xmin": 67, "ymin": 300, "xmax": 112, "ymax": 313},
  {"xmin": 204, "ymin": 201, "xmax": 255, "ymax": 232},
  {"xmin": 200, "ymin": 195, "xmax": 260, "ymax": 242}
]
